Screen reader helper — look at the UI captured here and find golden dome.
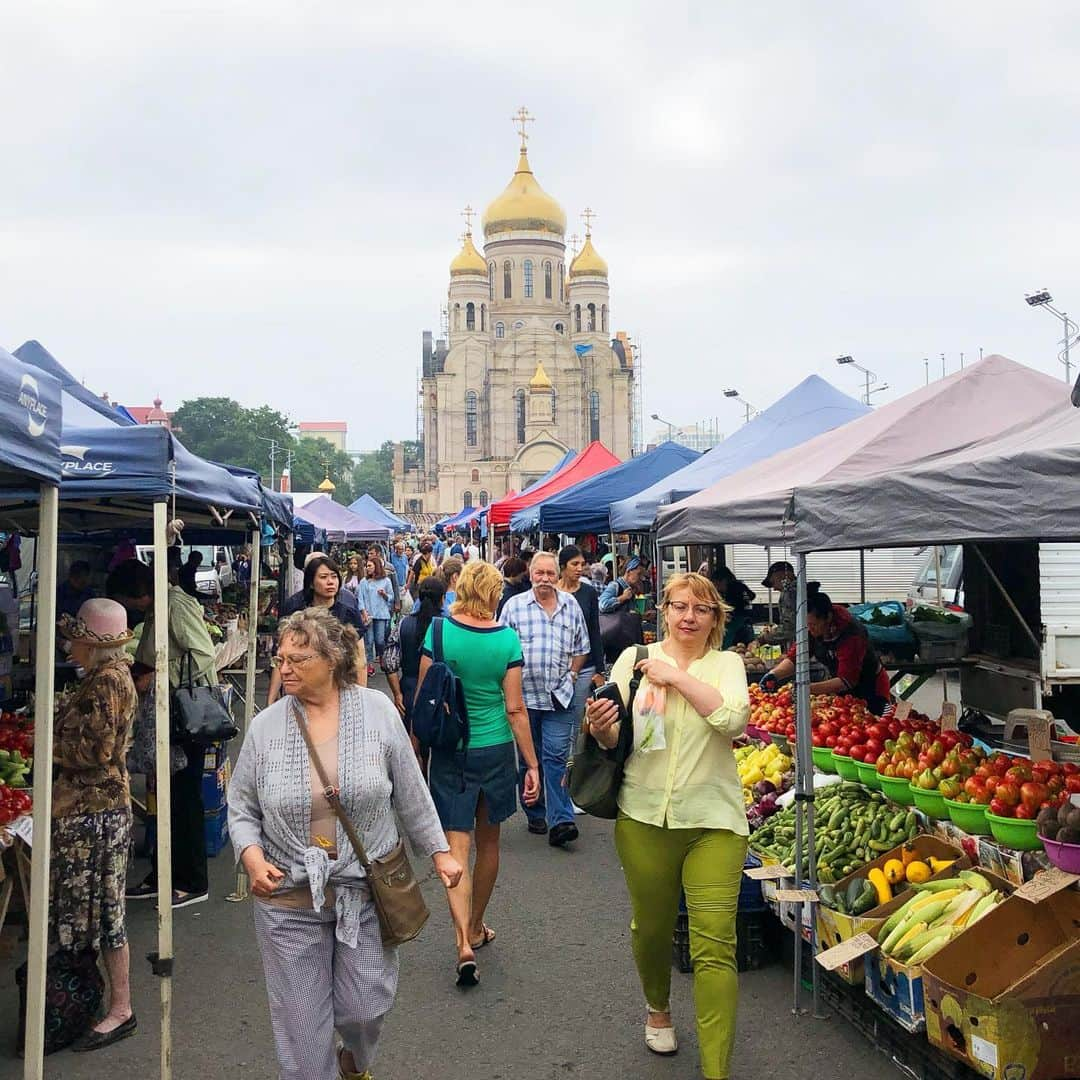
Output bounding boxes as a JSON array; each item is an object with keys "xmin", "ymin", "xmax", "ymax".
[
  {"xmin": 449, "ymin": 232, "xmax": 487, "ymax": 278},
  {"xmin": 482, "ymin": 149, "xmax": 567, "ymax": 238},
  {"xmin": 318, "ymin": 475, "xmax": 336, "ymax": 493},
  {"xmin": 569, "ymin": 233, "xmax": 608, "ymax": 279},
  {"xmin": 529, "ymin": 361, "xmax": 553, "ymax": 390}
]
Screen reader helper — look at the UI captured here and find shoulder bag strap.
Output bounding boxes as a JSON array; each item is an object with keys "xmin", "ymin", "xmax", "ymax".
[
  {"xmin": 433, "ymin": 617, "xmax": 445, "ymax": 663},
  {"xmin": 290, "ymin": 700, "xmax": 372, "ymax": 871}
]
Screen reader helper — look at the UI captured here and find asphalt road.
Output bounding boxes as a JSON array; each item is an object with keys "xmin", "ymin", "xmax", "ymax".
[{"xmin": 0, "ymin": 679, "xmax": 907, "ymax": 1080}]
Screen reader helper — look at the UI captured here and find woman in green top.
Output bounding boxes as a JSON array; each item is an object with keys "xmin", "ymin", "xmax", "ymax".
[{"xmin": 417, "ymin": 560, "xmax": 540, "ymax": 988}]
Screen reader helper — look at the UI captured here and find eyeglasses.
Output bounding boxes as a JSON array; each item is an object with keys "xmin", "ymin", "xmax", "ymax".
[
  {"xmin": 270, "ymin": 653, "xmax": 319, "ymax": 669},
  {"xmin": 667, "ymin": 601, "xmax": 718, "ymax": 618}
]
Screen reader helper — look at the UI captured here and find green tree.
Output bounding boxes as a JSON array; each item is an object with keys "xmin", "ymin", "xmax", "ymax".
[{"xmin": 172, "ymin": 398, "xmax": 293, "ymax": 476}]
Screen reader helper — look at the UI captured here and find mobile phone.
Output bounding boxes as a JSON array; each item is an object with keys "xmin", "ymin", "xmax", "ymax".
[{"xmin": 589, "ymin": 682, "xmax": 624, "ymax": 709}]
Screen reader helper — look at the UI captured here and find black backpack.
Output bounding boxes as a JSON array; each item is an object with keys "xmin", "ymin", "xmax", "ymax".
[{"xmin": 412, "ymin": 618, "xmax": 469, "ymax": 753}]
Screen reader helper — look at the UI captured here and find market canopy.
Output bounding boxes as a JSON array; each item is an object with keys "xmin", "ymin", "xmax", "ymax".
[
  {"xmin": 657, "ymin": 355, "xmax": 1067, "ymax": 547},
  {"xmin": 294, "ymin": 495, "xmax": 392, "ymax": 542},
  {"xmin": 796, "ymin": 397, "xmax": 1080, "ymax": 551},
  {"xmin": 15, "ymin": 340, "xmax": 132, "ymax": 429},
  {"xmin": 610, "ymin": 376, "xmax": 869, "ymax": 532},
  {"xmin": 348, "ymin": 493, "xmax": 410, "ymax": 531},
  {"xmin": 487, "ymin": 442, "xmax": 620, "ymax": 529},
  {"xmin": 525, "ymin": 441, "xmax": 700, "ymax": 535},
  {"xmin": 0, "ymin": 346, "xmax": 63, "ymax": 487}
]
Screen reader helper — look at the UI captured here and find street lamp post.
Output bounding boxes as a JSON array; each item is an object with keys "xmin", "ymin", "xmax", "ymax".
[
  {"xmin": 1024, "ymin": 289, "xmax": 1078, "ymax": 385},
  {"xmin": 650, "ymin": 412, "xmax": 675, "ymax": 442},
  {"xmin": 723, "ymin": 389, "xmax": 758, "ymax": 423},
  {"xmin": 835, "ymin": 355, "xmax": 889, "ymax": 406},
  {"xmin": 255, "ymin": 436, "xmax": 283, "ymax": 490}
]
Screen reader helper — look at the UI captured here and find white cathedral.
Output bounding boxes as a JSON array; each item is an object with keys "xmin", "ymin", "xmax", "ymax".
[{"xmin": 393, "ymin": 111, "xmax": 636, "ymax": 518}]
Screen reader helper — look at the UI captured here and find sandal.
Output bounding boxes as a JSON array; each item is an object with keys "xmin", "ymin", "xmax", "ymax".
[
  {"xmin": 455, "ymin": 959, "xmax": 479, "ymax": 987},
  {"xmin": 470, "ymin": 924, "xmax": 496, "ymax": 950}
]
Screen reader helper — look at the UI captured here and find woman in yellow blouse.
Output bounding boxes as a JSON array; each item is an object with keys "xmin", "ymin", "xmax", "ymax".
[{"xmin": 585, "ymin": 572, "xmax": 749, "ymax": 1080}]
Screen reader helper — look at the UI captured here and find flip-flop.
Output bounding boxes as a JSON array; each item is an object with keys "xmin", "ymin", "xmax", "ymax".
[
  {"xmin": 470, "ymin": 924, "xmax": 496, "ymax": 950},
  {"xmin": 455, "ymin": 959, "xmax": 479, "ymax": 987}
]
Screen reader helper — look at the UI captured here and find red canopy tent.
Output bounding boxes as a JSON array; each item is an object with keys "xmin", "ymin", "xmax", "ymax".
[{"xmin": 487, "ymin": 441, "xmax": 621, "ymax": 529}]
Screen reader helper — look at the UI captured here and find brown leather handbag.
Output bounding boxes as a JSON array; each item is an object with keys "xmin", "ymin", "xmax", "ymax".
[{"xmin": 292, "ymin": 703, "xmax": 430, "ymax": 946}]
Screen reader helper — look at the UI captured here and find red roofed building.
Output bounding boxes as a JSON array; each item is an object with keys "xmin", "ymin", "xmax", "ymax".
[
  {"xmin": 298, "ymin": 421, "xmax": 347, "ymax": 452},
  {"xmin": 126, "ymin": 397, "xmax": 174, "ymax": 429}
]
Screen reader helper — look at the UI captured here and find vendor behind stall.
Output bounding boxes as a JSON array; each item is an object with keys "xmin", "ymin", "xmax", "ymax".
[
  {"xmin": 760, "ymin": 583, "xmax": 891, "ymax": 714},
  {"xmin": 755, "ymin": 561, "xmax": 796, "ymax": 647},
  {"xmin": 712, "ymin": 568, "xmax": 755, "ymax": 650}
]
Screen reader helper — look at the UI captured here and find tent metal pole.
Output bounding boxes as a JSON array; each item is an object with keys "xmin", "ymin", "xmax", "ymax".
[
  {"xmin": 152, "ymin": 501, "xmax": 174, "ymax": 1080},
  {"xmin": 859, "ymin": 550, "xmax": 866, "ymax": 604},
  {"xmin": 23, "ymin": 484, "xmax": 59, "ymax": 1080}
]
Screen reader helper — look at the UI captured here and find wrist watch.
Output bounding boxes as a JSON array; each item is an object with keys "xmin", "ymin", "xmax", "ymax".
[{"xmin": 569, "ymin": 671, "xmax": 578, "ymax": 681}]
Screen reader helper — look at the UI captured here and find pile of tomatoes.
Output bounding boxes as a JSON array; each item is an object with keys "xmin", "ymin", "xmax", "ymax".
[
  {"xmin": 953, "ymin": 754, "xmax": 1079, "ymax": 819},
  {"xmin": 749, "ymin": 687, "xmax": 884, "ymax": 743},
  {"xmin": 0, "ymin": 783, "xmax": 31, "ymax": 828},
  {"xmin": 0, "ymin": 711, "xmax": 33, "ymax": 759}
]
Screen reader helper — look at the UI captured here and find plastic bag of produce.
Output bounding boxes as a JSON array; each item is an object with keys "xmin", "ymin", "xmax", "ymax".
[{"xmin": 906, "ymin": 606, "xmax": 973, "ymax": 642}]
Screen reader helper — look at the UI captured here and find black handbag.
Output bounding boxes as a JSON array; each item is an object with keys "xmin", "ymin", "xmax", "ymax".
[
  {"xmin": 16, "ymin": 947, "xmax": 104, "ymax": 1055},
  {"xmin": 170, "ymin": 652, "xmax": 238, "ymax": 744},
  {"xmin": 568, "ymin": 645, "xmax": 648, "ymax": 819}
]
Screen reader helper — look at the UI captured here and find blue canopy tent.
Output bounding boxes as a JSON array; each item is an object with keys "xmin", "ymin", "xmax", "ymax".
[
  {"xmin": 520, "ymin": 441, "xmax": 700, "ymax": 535},
  {"xmin": 348, "ymin": 493, "xmax": 409, "ymax": 532},
  {"xmin": 609, "ymin": 376, "xmax": 869, "ymax": 532}
]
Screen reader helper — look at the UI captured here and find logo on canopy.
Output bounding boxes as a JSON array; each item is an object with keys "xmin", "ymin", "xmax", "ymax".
[
  {"xmin": 17, "ymin": 375, "xmax": 48, "ymax": 438},
  {"xmin": 61, "ymin": 445, "xmax": 115, "ymax": 474}
]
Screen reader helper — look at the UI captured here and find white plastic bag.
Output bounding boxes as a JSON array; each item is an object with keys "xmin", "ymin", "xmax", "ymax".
[{"xmin": 634, "ymin": 682, "xmax": 667, "ymax": 753}]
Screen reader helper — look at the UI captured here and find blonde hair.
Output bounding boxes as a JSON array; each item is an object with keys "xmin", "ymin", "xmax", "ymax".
[
  {"xmin": 277, "ymin": 607, "xmax": 362, "ymax": 687},
  {"xmin": 451, "ymin": 560, "xmax": 503, "ymax": 618},
  {"xmin": 85, "ymin": 644, "xmax": 134, "ymax": 669},
  {"xmin": 660, "ymin": 572, "xmax": 730, "ymax": 652}
]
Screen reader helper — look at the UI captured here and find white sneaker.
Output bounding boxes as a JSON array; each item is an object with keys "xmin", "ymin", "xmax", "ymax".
[{"xmin": 645, "ymin": 1023, "xmax": 678, "ymax": 1055}]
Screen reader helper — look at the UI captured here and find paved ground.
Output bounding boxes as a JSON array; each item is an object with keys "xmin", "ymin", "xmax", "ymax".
[{"xmin": 0, "ymin": 676, "xmax": 908, "ymax": 1080}]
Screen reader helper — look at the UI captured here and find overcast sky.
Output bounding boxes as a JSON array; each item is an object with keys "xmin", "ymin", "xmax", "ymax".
[{"xmin": 3, "ymin": 2, "xmax": 1079, "ymax": 455}]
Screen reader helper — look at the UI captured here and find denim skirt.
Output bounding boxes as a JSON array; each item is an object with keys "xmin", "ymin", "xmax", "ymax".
[{"xmin": 429, "ymin": 740, "xmax": 518, "ymax": 832}]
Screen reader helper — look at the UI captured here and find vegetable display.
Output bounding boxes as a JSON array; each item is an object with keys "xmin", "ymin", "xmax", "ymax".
[
  {"xmin": 735, "ymin": 741, "xmax": 794, "ymax": 829},
  {"xmin": 0, "ymin": 711, "xmax": 34, "ymax": 828}
]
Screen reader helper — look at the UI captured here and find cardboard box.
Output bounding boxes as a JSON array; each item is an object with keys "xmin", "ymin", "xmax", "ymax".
[
  {"xmin": 932, "ymin": 818, "xmax": 980, "ymax": 863},
  {"xmin": 976, "ymin": 836, "xmax": 1052, "ymax": 886},
  {"xmin": 864, "ymin": 867, "xmax": 1014, "ymax": 1034},
  {"xmin": 922, "ymin": 889, "xmax": 1080, "ymax": 1079}
]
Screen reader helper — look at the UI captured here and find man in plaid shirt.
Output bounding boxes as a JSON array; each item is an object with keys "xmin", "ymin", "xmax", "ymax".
[{"xmin": 499, "ymin": 551, "xmax": 590, "ymax": 847}]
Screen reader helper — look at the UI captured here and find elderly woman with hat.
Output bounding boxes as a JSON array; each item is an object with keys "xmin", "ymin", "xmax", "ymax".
[{"xmin": 52, "ymin": 598, "xmax": 139, "ymax": 1051}]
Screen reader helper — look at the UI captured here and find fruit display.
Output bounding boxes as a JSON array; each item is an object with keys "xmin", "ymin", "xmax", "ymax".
[
  {"xmin": 0, "ymin": 748, "xmax": 30, "ymax": 786},
  {"xmin": 0, "ymin": 782, "xmax": 32, "ymax": 828},
  {"xmin": 735, "ymin": 741, "xmax": 794, "ymax": 829},
  {"xmin": 0, "ymin": 711, "xmax": 34, "ymax": 759},
  {"xmin": 818, "ymin": 849, "xmax": 957, "ymax": 915},
  {"xmin": 749, "ymin": 687, "xmax": 877, "ymax": 743},
  {"xmin": 949, "ymin": 753, "xmax": 1076, "ymax": 819},
  {"xmin": 0, "ymin": 710, "xmax": 34, "ymax": 828},
  {"xmin": 874, "ymin": 727, "xmax": 977, "ymax": 784},
  {"xmin": 1037, "ymin": 800, "xmax": 1080, "ymax": 846},
  {"xmin": 732, "ymin": 641, "xmax": 781, "ymax": 674},
  {"xmin": 750, "ymin": 781, "xmax": 920, "ymax": 881},
  {"xmin": 876, "ymin": 870, "xmax": 1004, "ymax": 966}
]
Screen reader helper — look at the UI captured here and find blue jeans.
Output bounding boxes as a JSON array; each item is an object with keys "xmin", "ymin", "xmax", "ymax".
[
  {"xmin": 364, "ymin": 618, "xmax": 389, "ymax": 662},
  {"xmin": 520, "ymin": 707, "xmax": 576, "ymax": 828}
]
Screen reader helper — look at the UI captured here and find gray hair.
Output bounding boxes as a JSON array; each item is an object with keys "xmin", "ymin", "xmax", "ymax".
[
  {"xmin": 277, "ymin": 607, "xmax": 361, "ymax": 687},
  {"xmin": 84, "ymin": 644, "xmax": 133, "ymax": 669}
]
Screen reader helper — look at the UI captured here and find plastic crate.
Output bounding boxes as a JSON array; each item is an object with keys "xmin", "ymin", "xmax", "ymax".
[
  {"xmin": 672, "ymin": 909, "xmax": 779, "ymax": 974},
  {"xmin": 204, "ymin": 807, "xmax": 229, "ymax": 857},
  {"xmin": 916, "ymin": 635, "xmax": 969, "ymax": 662},
  {"xmin": 201, "ymin": 766, "xmax": 227, "ymax": 813},
  {"xmin": 739, "ymin": 853, "xmax": 766, "ymax": 913}
]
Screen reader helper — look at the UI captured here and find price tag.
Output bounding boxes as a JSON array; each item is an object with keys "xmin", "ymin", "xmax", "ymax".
[
  {"xmin": 1027, "ymin": 715, "xmax": 1052, "ymax": 762},
  {"xmin": 894, "ymin": 700, "xmax": 912, "ymax": 722},
  {"xmin": 815, "ymin": 932, "xmax": 879, "ymax": 972},
  {"xmin": 940, "ymin": 702, "xmax": 958, "ymax": 732},
  {"xmin": 9, "ymin": 815, "xmax": 32, "ymax": 847},
  {"xmin": 775, "ymin": 888, "xmax": 819, "ymax": 903},
  {"xmin": 744, "ymin": 864, "xmax": 793, "ymax": 881},
  {"xmin": 1014, "ymin": 867, "xmax": 1080, "ymax": 904}
]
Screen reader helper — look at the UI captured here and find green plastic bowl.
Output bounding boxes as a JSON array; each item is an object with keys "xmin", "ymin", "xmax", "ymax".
[
  {"xmin": 855, "ymin": 760, "xmax": 881, "ymax": 790},
  {"xmin": 831, "ymin": 751, "xmax": 861, "ymax": 781},
  {"xmin": 909, "ymin": 783, "xmax": 950, "ymax": 820},
  {"xmin": 878, "ymin": 774, "xmax": 916, "ymax": 806},
  {"xmin": 812, "ymin": 745, "xmax": 837, "ymax": 774},
  {"xmin": 986, "ymin": 811, "xmax": 1043, "ymax": 851},
  {"xmin": 944, "ymin": 798, "xmax": 992, "ymax": 836}
]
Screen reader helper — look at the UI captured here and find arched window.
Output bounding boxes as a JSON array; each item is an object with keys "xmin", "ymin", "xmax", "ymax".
[
  {"xmin": 465, "ymin": 390, "xmax": 478, "ymax": 448},
  {"xmin": 574, "ymin": 304, "xmax": 582, "ymax": 333},
  {"xmin": 471, "ymin": 468, "xmax": 480, "ymax": 482},
  {"xmin": 488, "ymin": 262, "xmax": 495, "ymax": 300},
  {"xmin": 513, "ymin": 320, "xmax": 524, "ymax": 330},
  {"xmin": 559, "ymin": 264, "xmax": 564, "ymax": 301},
  {"xmin": 481, "ymin": 303, "xmax": 486, "ymax": 331},
  {"xmin": 453, "ymin": 303, "xmax": 461, "ymax": 330},
  {"xmin": 601, "ymin": 304, "xmax": 607, "ymax": 333},
  {"xmin": 554, "ymin": 322, "xmax": 564, "ymax": 334},
  {"xmin": 515, "ymin": 388, "xmax": 526, "ymax": 444},
  {"xmin": 589, "ymin": 390, "xmax": 601, "ymax": 442},
  {"xmin": 479, "ymin": 490, "xmax": 489, "ymax": 507},
  {"xmin": 523, "ymin": 259, "xmax": 534, "ymax": 298},
  {"xmin": 587, "ymin": 302, "xmax": 596, "ymax": 331},
  {"xmin": 463, "ymin": 490, "xmax": 473, "ymax": 509},
  {"xmin": 503, "ymin": 260, "xmax": 512, "ymax": 299},
  {"xmin": 544, "ymin": 260, "xmax": 552, "ymax": 299},
  {"xmin": 495, "ymin": 322, "xmax": 505, "ymax": 339},
  {"xmin": 466, "ymin": 302, "xmax": 475, "ymax": 331}
]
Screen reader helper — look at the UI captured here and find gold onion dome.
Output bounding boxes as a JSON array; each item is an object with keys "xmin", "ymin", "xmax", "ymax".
[
  {"xmin": 569, "ymin": 233, "xmax": 608, "ymax": 279},
  {"xmin": 449, "ymin": 232, "xmax": 487, "ymax": 277},
  {"xmin": 529, "ymin": 361, "xmax": 553, "ymax": 390},
  {"xmin": 483, "ymin": 149, "xmax": 567, "ymax": 238}
]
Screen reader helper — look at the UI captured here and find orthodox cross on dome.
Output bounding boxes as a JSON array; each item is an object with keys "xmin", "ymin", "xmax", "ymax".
[
  {"xmin": 460, "ymin": 204, "xmax": 475, "ymax": 234},
  {"xmin": 568, "ymin": 232, "xmax": 580, "ymax": 259},
  {"xmin": 511, "ymin": 105, "xmax": 535, "ymax": 151},
  {"xmin": 581, "ymin": 207, "xmax": 597, "ymax": 236}
]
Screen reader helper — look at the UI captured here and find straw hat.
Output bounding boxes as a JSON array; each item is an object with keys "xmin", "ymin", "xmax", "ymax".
[{"xmin": 58, "ymin": 598, "xmax": 134, "ymax": 647}]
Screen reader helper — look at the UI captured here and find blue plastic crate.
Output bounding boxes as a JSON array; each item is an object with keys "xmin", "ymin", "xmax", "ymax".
[
  {"xmin": 739, "ymin": 852, "xmax": 766, "ymax": 913},
  {"xmin": 204, "ymin": 808, "xmax": 229, "ymax": 857},
  {"xmin": 201, "ymin": 766, "xmax": 227, "ymax": 813}
]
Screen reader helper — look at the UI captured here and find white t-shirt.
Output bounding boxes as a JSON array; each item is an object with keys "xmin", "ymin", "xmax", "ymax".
[{"xmin": 466, "ymin": 543, "xmax": 480, "ymax": 563}]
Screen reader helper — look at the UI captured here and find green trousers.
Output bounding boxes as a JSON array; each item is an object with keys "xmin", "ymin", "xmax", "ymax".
[{"xmin": 614, "ymin": 816, "xmax": 747, "ymax": 1080}]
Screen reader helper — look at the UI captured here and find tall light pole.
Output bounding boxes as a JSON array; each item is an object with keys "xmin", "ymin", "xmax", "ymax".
[
  {"xmin": 255, "ymin": 436, "xmax": 283, "ymax": 489},
  {"xmin": 723, "ymin": 389, "xmax": 758, "ymax": 423},
  {"xmin": 650, "ymin": 412, "xmax": 676, "ymax": 442},
  {"xmin": 836, "ymin": 355, "xmax": 889, "ymax": 406},
  {"xmin": 1025, "ymin": 289, "xmax": 1078, "ymax": 385}
]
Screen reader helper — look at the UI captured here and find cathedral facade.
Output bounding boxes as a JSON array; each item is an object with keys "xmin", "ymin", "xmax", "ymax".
[{"xmin": 393, "ymin": 116, "xmax": 635, "ymax": 517}]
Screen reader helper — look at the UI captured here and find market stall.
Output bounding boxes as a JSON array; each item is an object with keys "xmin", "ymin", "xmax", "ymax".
[
  {"xmin": 347, "ymin": 493, "xmax": 410, "ymax": 532},
  {"xmin": 292, "ymin": 494, "xmax": 393, "ymax": 543}
]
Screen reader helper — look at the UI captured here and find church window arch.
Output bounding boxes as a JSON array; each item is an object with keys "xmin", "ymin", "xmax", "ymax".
[
  {"xmin": 480, "ymin": 303, "xmax": 486, "ymax": 331},
  {"xmin": 453, "ymin": 303, "xmax": 461, "ymax": 330},
  {"xmin": 601, "ymin": 304, "xmax": 607, "ymax": 333},
  {"xmin": 471, "ymin": 468, "xmax": 480, "ymax": 483},
  {"xmin": 495, "ymin": 322, "xmax": 505, "ymax": 339},
  {"xmin": 503, "ymin": 260, "xmax": 512, "ymax": 299},
  {"xmin": 466, "ymin": 302, "xmax": 475, "ymax": 331},
  {"xmin": 544, "ymin": 261, "xmax": 552, "ymax": 300},
  {"xmin": 465, "ymin": 390, "xmax": 478, "ymax": 448},
  {"xmin": 488, "ymin": 263, "xmax": 495, "ymax": 300},
  {"xmin": 479, "ymin": 490, "xmax": 489, "ymax": 507},
  {"xmin": 589, "ymin": 390, "xmax": 601, "ymax": 442},
  {"xmin": 554, "ymin": 322, "xmax": 564, "ymax": 334},
  {"xmin": 462, "ymin": 490, "xmax": 473, "ymax": 509},
  {"xmin": 523, "ymin": 259, "xmax": 534, "ymax": 298},
  {"xmin": 574, "ymin": 304, "xmax": 582, "ymax": 333},
  {"xmin": 587, "ymin": 303, "xmax": 596, "ymax": 331},
  {"xmin": 515, "ymin": 388, "xmax": 526, "ymax": 444}
]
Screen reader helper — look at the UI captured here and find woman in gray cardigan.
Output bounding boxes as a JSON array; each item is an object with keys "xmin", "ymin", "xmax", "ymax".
[{"xmin": 229, "ymin": 607, "xmax": 462, "ymax": 1080}]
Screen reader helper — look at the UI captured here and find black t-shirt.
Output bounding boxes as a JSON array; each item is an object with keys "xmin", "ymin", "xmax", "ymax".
[{"xmin": 279, "ymin": 593, "xmax": 364, "ymax": 634}]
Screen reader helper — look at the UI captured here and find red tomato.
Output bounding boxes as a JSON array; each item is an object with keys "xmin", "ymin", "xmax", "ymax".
[
  {"xmin": 996, "ymin": 781, "xmax": 1021, "ymax": 808},
  {"xmin": 1014, "ymin": 803, "xmax": 1036, "ymax": 820},
  {"xmin": 989, "ymin": 797, "xmax": 1013, "ymax": 818}
]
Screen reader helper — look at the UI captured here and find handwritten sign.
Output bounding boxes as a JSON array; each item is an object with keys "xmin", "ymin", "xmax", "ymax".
[
  {"xmin": 1026, "ymin": 715, "xmax": 1053, "ymax": 762},
  {"xmin": 894, "ymin": 700, "xmax": 912, "ymax": 722},
  {"xmin": 775, "ymin": 888, "xmax": 819, "ymax": 904},
  {"xmin": 1014, "ymin": 867, "xmax": 1080, "ymax": 904},
  {"xmin": 744, "ymin": 864, "xmax": 793, "ymax": 881},
  {"xmin": 8, "ymin": 815, "xmax": 32, "ymax": 847},
  {"xmin": 940, "ymin": 702, "xmax": 958, "ymax": 732},
  {"xmin": 815, "ymin": 932, "xmax": 879, "ymax": 972}
]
